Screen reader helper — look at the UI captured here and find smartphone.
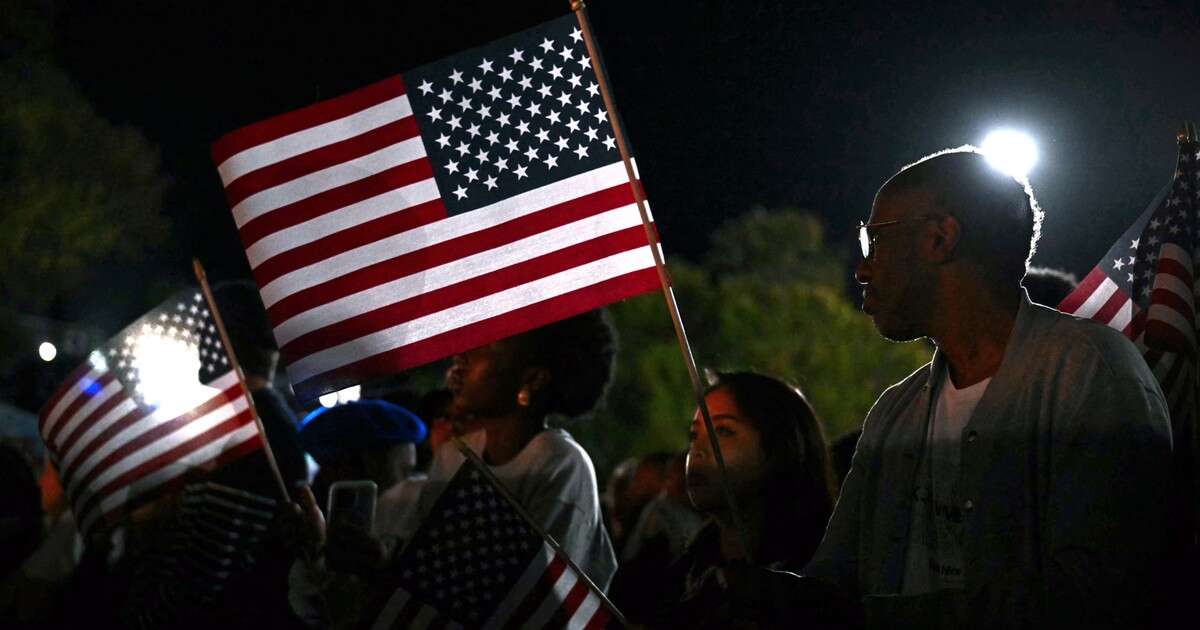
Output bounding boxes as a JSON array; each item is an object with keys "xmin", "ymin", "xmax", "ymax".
[{"xmin": 326, "ymin": 480, "xmax": 378, "ymax": 533}]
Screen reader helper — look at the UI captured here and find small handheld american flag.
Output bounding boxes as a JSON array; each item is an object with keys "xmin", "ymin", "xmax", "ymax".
[
  {"xmin": 37, "ymin": 288, "xmax": 263, "ymax": 536},
  {"xmin": 369, "ymin": 450, "xmax": 623, "ymax": 629},
  {"xmin": 211, "ymin": 13, "xmax": 661, "ymax": 401}
]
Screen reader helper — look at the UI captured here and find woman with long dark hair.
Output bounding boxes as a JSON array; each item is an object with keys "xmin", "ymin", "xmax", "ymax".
[{"xmin": 641, "ymin": 370, "xmax": 837, "ymax": 627}]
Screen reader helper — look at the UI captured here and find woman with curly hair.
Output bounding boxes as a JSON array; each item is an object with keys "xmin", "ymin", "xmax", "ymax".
[{"xmin": 434, "ymin": 310, "xmax": 620, "ymax": 589}]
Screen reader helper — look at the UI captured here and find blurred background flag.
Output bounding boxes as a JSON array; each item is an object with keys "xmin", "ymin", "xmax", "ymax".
[
  {"xmin": 370, "ymin": 450, "xmax": 622, "ymax": 629},
  {"xmin": 211, "ymin": 13, "xmax": 660, "ymax": 401},
  {"xmin": 1057, "ymin": 126, "xmax": 1199, "ymax": 547},
  {"xmin": 37, "ymin": 288, "xmax": 262, "ymax": 535},
  {"xmin": 1057, "ymin": 130, "xmax": 1198, "ymax": 419}
]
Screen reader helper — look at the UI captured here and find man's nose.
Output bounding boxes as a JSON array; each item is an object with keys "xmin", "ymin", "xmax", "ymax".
[{"xmin": 855, "ymin": 256, "xmax": 872, "ymax": 285}]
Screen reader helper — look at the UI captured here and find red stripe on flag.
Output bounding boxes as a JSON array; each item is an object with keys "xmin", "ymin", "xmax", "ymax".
[
  {"xmin": 1057, "ymin": 267, "xmax": 1107, "ymax": 314},
  {"xmin": 554, "ymin": 578, "xmax": 591, "ymax": 626},
  {"xmin": 583, "ymin": 605, "xmax": 613, "ymax": 630},
  {"xmin": 1092, "ymin": 288, "xmax": 1130, "ymax": 327},
  {"xmin": 1126, "ymin": 308, "xmax": 1148, "ymax": 340},
  {"xmin": 1156, "ymin": 256, "xmax": 1195, "ymax": 285},
  {"xmin": 54, "ymin": 389, "xmax": 132, "ymax": 456},
  {"xmin": 68, "ymin": 383, "xmax": 245, "ymax": 497},
  {"xmin": 266, "ymin": 182, "xmax": 637, "ymax": 326},
  {"xmin": 38, "ymin": 362, "xmax": 95, "ymax": 432},
  {"xmin": 59, "ymin": 405, "xmax": 152, "ymax": 485},
  {"xmin": 502, "ymin": 555, "xmax": 569, "ymax": 630},
  {"xmin": 1150, "ymin": 287, "xmax": 1196, "ymax": 323},
  {"xmin": 85, "ymin": 420, "xmax": 263, "ymax": 535},
  {"xmin": 44, "ymin": 372, "xmax": 118, "ymax": 446},
  {"xmin": 290, "ymin": 267, "xmax": 660, "ymax": 399},
  {"xmin": 237, "ymin": 159, "xmax": 441, "ymax": 250},
  {"xmin": 252, "ymin": 198, "xmax": 445, "ymax": 287},
  {"xmin": 280, "ymin": 226, "xmax": 653, "ymax": 362},
  {"xmin": 77, "ymin": 407, "xmax": 257, "ymax": 528},
  {"xmin": 222, "ymin": 116, "xmax": 422, "ymax": 208},
  {"xmin": 211, "ymin": 76, "xmax": 407, "ymax": 167}
]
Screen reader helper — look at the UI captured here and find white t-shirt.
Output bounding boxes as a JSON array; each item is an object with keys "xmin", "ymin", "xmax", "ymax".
[{"xmin": 901, "ymin": 371, "xmax": 991, "ymax": 595}]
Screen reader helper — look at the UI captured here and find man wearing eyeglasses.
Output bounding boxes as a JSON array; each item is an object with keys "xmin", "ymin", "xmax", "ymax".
[{"xmin": 804, "ymin": 148, "xmax": 1172, "ymax": 629}]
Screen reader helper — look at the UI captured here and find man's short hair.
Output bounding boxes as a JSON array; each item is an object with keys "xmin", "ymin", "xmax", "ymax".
[{"xmin": 883, "ymin": 146, "xmax": 1044, "ymax": 284}]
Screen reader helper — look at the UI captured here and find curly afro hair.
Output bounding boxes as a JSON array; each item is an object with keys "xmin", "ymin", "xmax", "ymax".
[{"xmin": 516, "ymin": 309, "xmax": 618, "ymax": 418}]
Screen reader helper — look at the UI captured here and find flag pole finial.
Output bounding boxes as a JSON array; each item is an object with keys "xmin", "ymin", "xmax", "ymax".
[{"xmin": 569, "ymin": 1, "xmax": 756, "ymax": 563}]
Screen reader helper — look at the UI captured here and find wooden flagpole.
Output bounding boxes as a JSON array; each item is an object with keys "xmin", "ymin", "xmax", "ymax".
[
  {"xmin": 570, "ymin": 1, "xmax": 754, "ymax": 562},
  {"xmin": 193, "ymin": 259, "xmax": 292, "ymax": 503},
  {"xmin": 451, "ymin": 437, "xmax": 629, "ymax": 626}
]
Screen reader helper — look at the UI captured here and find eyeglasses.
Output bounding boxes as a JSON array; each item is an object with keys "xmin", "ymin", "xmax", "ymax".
[{"xmin": 856, "ymin": 216, "xmax": 938, "ymax": 258}]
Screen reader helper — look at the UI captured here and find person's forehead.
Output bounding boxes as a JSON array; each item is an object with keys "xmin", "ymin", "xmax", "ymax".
[{"xmin": 870, "ymin": 184, "xmax": 933, "ymax": 222}]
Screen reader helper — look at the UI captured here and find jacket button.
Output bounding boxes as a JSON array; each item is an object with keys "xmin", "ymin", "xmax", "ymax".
[
  {"xmin": 966, "ymin": 431, "xmax": 977, "ymax": 443},
  {"xmin": 963, "ymin": 499, "xmax": 975, "ymax": 512}
]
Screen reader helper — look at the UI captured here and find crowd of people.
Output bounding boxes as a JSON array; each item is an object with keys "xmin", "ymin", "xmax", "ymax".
[{"xmin": 1, "ymin": 148, "xmax": 1194, "ymax": 628}]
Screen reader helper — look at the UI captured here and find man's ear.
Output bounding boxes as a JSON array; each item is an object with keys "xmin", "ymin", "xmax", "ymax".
[{"xmin": 924, "ymin": 215, "xmax": 962, "ymax": 264}]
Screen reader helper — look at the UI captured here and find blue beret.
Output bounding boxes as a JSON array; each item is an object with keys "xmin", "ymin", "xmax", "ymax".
[{"xmin": 297, "ymin": 399, "xmax": 427, "ymax": 463}]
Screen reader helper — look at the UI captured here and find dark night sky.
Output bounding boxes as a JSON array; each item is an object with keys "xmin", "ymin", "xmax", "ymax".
[{"xmin": 48, "ymin": 0, "xmax": 1200, "ymax": 327}]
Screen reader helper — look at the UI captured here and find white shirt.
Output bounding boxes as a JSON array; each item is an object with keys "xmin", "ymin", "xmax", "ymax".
[{"xmin": 901, "ymin": 371, "xmax": 991, "ymax": 594}]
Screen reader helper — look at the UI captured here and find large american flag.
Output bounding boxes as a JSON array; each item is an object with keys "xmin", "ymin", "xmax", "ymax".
[
  {"xmin": 370, "ymin": 454, "xmax": 621, "ymax": 629},
  {"xmin": 211, "ymin": 14, "xmax": 660, "ymax": 400},
  {"xmin": 1058, "ymin": 133, "xmax": 1199, "ymax": 422},
  {"xmin": 37, "ymin": 289, "xmax": 262, "ymax": 535}
]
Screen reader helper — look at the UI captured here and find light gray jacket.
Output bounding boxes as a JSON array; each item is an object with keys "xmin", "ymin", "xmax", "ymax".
[{"xmin": 805, "ymin": 295, "xmax": 1173, "ymax": 628}]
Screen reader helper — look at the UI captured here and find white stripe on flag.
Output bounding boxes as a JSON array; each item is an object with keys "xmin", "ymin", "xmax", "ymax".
[
  {"xmin": 1110, "ymin": 299, "xmax": 1134, "ymax": 332},
  {"xmin": 58, "ymin": 397, "xmax": 140, "ymax": 471},
  {"xmin": 1152, "ymin": 268, "xmax": 1194, "ymax": 304},
  {"xmin": 50, "ymin": 379, "xmax": 124, "ymax": 449},
  {"xmin": 483, "ymin": 543, "xmax": 556, "ymax": 630},
  {"xmin": 1150, "ymin": 306, "xmax": 1196, "ymax": 342},
  {"xmin": 409, "ymin": 605, "xmax": 439, "ymax": 630},
  {"xmin": 525, "ymin": 565, "xmax": 579, "ymax": 630},
  {"xmin": 231, "ymin": 136, "xmax": 426, "ymax": 228},
  {"xmin": 371, "ymin": 588, "xmax": 411, "ymax": 630},
  {"xmin": 286, "ymin": 246, "xmax": 657, "ymax": 383},
  {"xmin": 81, "ymin": 420, "xmax": 260, "ymax": 533},
  {"xmin": 1073, "ymin": 276, "xmax": 1119, "ymax": 320},
  {"xmin": 272, "ymin": 202, "xmax": 645, "ymax": 345},
  {"xmin": 64, "ymin": 371, "xmax": 241, "ymax": 492},
  {"xmin": 41, "ymin": 367, "xmax": 106, "ymax": 437},
  {"xmin": 78, "ymin": 393, "xmax": 250, "ymax": 498},
  {"xmin": 566, "ymin": 591, "xmax": 602, "ymax": 630},
  {"xmin": 245, "ymin": 178, "xmax": 441, "ymax": 268},
  {"xmin": 259, "ymin": 160, "xmax": 631, "ymax": 307},
  {"xmin": 217, "ymin": 94, "xmax": 413, "ymax": 184}
]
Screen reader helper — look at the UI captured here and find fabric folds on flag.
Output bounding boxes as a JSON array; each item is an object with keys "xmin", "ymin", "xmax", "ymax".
[
  {"xmin": 368, "ymin": 454, "xmax": 621, "ymax": 630},
  {"xmin": 37, "ymin": 289, "xmax": 262, "ymax": 535},
  {"xmin": 123, "ymin": 482, "xmax": 278, "ymax": 629},
  {"xmin": 212, "ymin": 14, "xmax": 660, "ymax": 400},
  {"xmin": 1057, "ymin": 134, "xmax": 1199, "ymax": 418}
]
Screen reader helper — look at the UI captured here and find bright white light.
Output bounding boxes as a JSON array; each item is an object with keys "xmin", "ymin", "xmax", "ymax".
[
  {"xmin": 338, "ymin": 385, "xmax": 361, "ymax": 403},
  {"xmin": 38, "ymin": 342, "xmax": 57, "ymax": 362},
  {"xmin": 130, "ymin": 333, "xmax": 209, "ymax": 417},
  {"xmin": 981, "ymin": 129, "xmax": 1038, "ymax": 179},
  {"xmin": 317, "ymin": 384, "xmax": 362, "ymax": 408}
]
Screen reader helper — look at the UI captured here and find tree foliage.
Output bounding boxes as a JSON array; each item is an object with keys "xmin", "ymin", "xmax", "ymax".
[
  {"xmin": 568, "ymin": 208, "xmax": 930, "ymax": 478},
  {"xmin": 0, "ymin": 1, "xmax": 169, "ymax": 314}
]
